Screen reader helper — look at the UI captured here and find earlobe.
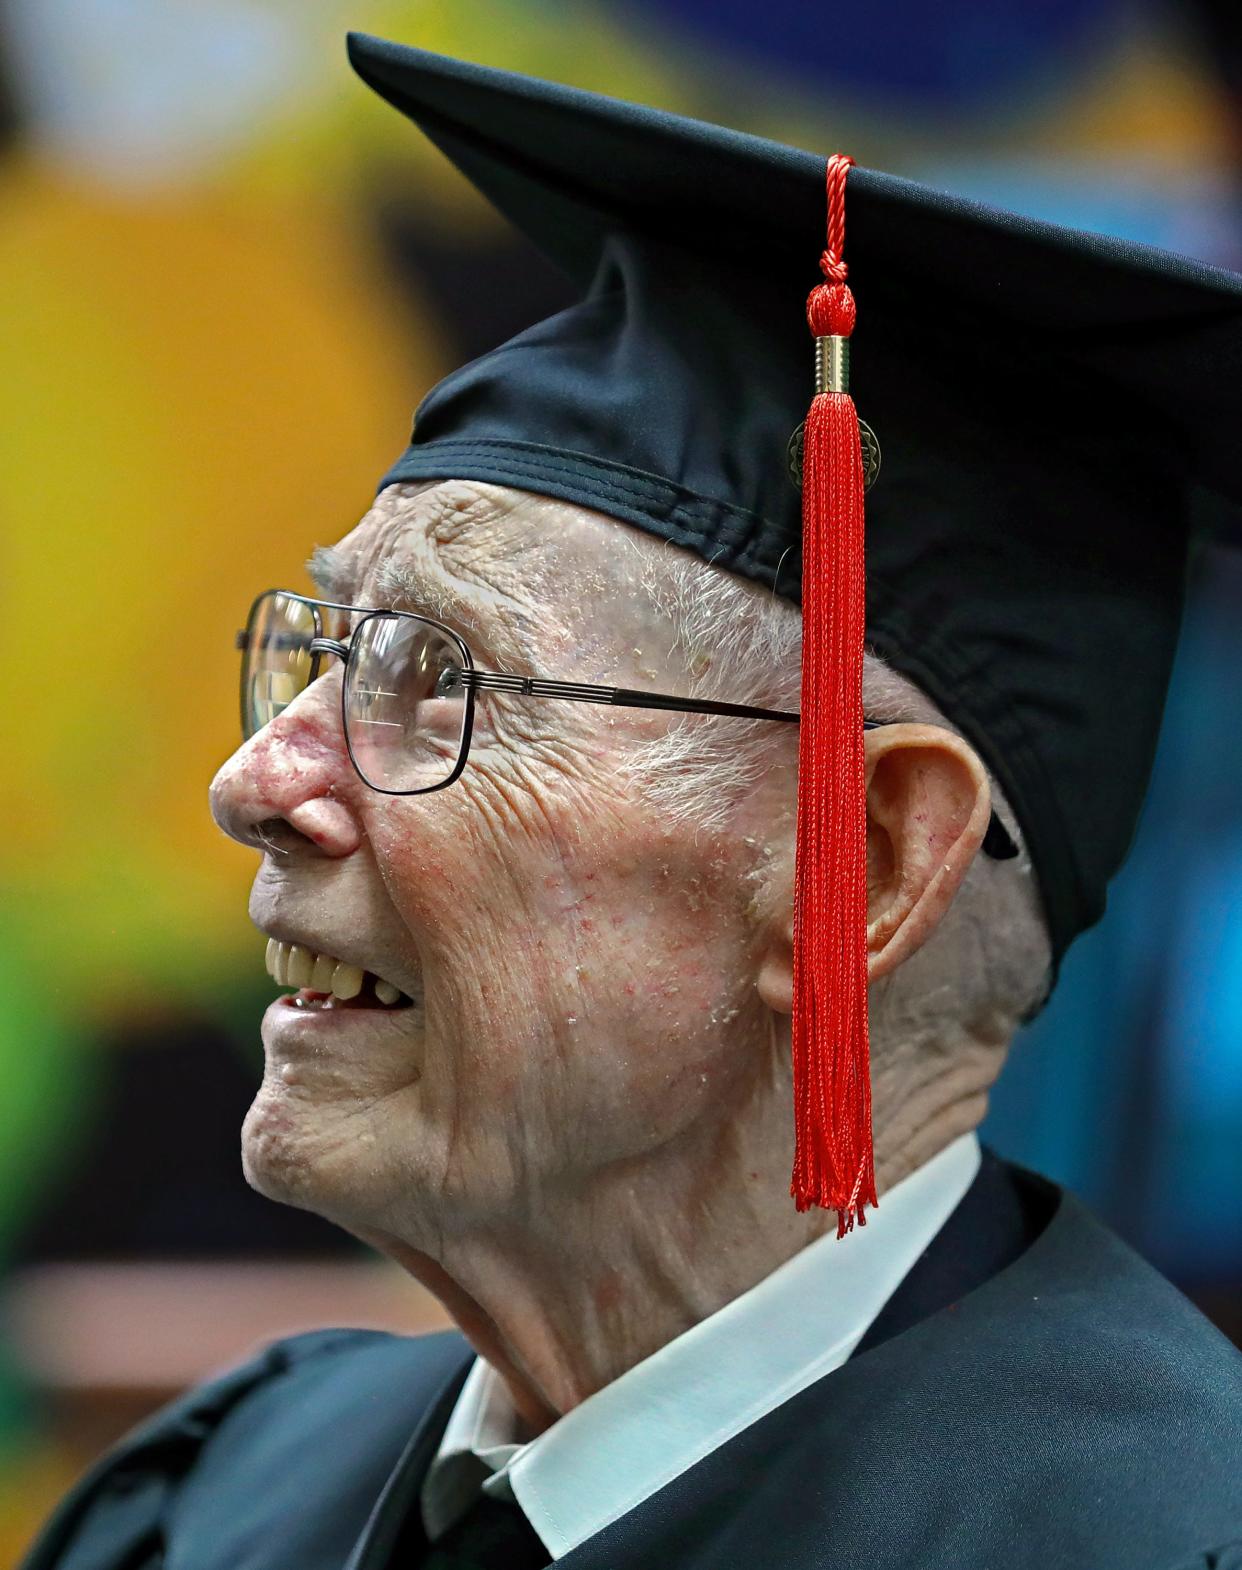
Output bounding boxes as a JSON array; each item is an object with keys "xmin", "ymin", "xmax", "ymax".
[{"xmin": 757, "ymin": 930, "xmax": 794, "ymax": 1015}]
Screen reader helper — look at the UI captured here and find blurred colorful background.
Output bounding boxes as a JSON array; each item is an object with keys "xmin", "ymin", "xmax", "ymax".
[{"xmin": 3, "ymin": 0, "xmax": 1241, "ymax": 1558}]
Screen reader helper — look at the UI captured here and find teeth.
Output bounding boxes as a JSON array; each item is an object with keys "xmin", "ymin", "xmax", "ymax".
[
  {"xmin": 264, "ymin": 939, "xmax": 404, "ymax": 1005},
  {"xmin": 286, "ymin": 945, "xmax": 313, "ymax": 990},
  {"xmin": 310, "ymin": 951, "xmax": 336, "ymax": 992},
  {"xmin": 330, "ymin": 962, "xmax": 364, "ymax": 1001}
]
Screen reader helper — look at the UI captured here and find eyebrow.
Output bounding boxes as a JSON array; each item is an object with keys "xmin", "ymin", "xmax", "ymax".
[
  {"xmin": 307, "ymin": 543, "xmax": 475, "ymax": 617},
  {"xmin": 306, "ymin": 544, "xmax": 354, "ymax": 603},
  {"xmin": 305, "ymin": 543, "xmax": 530, "ymax": 666}
]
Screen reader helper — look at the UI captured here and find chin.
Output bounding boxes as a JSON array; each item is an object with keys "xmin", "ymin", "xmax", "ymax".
[{"xmin": 240, "ymin": 1072, "xmax": 392, "ymax": 1228}]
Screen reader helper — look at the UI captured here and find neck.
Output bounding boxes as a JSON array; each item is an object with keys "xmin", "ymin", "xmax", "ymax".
[
  {"xmin": 359, "ymin": 1034, "xmax": 994, "ymax": 1434},
  {"xmin": 362, "ymin": 1111, "xmax": 831, "ymax": 1430}
]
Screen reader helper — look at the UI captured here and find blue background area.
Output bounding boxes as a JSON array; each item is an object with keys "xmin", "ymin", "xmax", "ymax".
[
  {"xmin": 617, "ymin": 0, "xmax": 1127, "ymax": 108},
  {"xmin": 984, "ymin": 548, "xmax": 1242, "ymax": 1281}
]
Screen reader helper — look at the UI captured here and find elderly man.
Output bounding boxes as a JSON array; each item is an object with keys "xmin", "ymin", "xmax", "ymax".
[{"xmin": 24, "ymin": 31, "xmax": 1242, "ymax": 1570}]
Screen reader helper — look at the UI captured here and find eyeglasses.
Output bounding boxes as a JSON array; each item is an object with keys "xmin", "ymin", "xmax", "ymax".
[{"xmin": 236, "ymin": 588, "xmax": 1017, "ymax": 856}]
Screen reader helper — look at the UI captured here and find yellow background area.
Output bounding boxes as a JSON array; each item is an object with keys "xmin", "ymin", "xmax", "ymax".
[{"xmin": 0, "ymin": 159, "xmax": 431, "ymax": 996}]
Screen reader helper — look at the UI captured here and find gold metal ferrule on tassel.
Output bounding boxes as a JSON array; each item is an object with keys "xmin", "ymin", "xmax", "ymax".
[
  {"xmin": 788, "ymin": 336, "xmax": 881, "ymax": 491},
  {"xmin": 815, "ymin": 335, "xmax": 850, "ymax": 396}
]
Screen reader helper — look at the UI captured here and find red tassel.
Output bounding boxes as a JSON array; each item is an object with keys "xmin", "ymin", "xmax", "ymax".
[{"xmin": 790, "ymin": 154, "xmax": 877, "ymax": 1235}]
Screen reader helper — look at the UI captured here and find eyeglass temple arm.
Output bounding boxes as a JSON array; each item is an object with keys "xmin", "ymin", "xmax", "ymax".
[
  {"xmin": 463, "ymin": 670, "xmax": 797, "ymax": 724},
  {"xmin": 462, "ymin": 671, "xmax": 1019, "ymax": 861}
]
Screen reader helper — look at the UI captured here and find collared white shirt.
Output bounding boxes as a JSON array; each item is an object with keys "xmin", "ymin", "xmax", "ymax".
[{"xmin": 421, "ymin": 1132, "xmax": 980, "ymax": 1559}]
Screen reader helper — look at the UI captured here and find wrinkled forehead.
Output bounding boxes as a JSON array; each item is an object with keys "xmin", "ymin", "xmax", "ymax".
[{"xmin": 314, "ymin": 480, "xmax": 660, "ymax": 667}]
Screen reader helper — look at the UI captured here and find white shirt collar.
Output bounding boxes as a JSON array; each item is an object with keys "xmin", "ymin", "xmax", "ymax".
[{"xmin": 422, "ymin": 1132, "xmax": 980, "ymax": 1558}]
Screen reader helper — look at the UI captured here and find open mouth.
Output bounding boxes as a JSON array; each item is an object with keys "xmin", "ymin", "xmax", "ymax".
[{"xmin": 264, "ymin": 939, "xmax": 415, "ymax": 1011}]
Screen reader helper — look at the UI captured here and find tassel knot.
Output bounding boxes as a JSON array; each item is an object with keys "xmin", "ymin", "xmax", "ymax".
[{"xmin": 807, "ymin": 281, "xmax": 855, "ymax": 338}]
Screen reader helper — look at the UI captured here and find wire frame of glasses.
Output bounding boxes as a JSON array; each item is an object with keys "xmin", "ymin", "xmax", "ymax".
[{"xmin": 239, "ymin": 589, "xmax": 476, "ymax": 794}]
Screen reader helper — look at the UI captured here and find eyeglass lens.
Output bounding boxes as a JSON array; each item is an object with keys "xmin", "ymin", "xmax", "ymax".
[
  {"xmin": 345, "ymin": 613, "xmax": 469, "ymax": 793},
  {"xmin": 241, "ymin": 591, "xmax": 317, "ymax": 738},
  {"xmin": 240, "ymin": 592, "xmax": 470, "ymax": 794}
]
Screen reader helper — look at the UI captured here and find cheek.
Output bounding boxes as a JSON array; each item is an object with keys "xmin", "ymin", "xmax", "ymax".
[
  {"xmin": 360, "ymin": 747, "xmax": 621, "ymax": 933},
  {"xmin": 535, "ymin": 824, "xmax": 760, "ymax": 1115},
  {"xmin": 580, "ymin": 873, "xmax": 749, "ymax": 1056},
  {"xmin": 362, "ymin": 795, "xmax": 480, "ymax": 928},
  {"xmin": 359, "ymin": 777, "xmax": 758, "ymax": 1133},
  {"xmin": 363, "ymin": 772, "xmax": 748, "ymax": 993},
  {"xmin": 383, "ymin": 836, "xmax": 459, "ymax": 913}
]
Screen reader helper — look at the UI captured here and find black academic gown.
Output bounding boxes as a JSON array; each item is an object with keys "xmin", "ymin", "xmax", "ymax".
[{"xmin": 20, "ymin": 1152, "xmax": 1242, "ymax": 1570}]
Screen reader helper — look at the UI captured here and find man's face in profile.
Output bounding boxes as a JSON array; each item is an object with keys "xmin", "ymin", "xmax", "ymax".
[{"xmin": 210, "ymin": 481, "xmax": 786, "ymax": 1250}]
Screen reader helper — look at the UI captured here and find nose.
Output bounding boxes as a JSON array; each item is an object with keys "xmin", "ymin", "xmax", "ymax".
[{"xmin": 209, "ymin": 680, "xmax": 364, "ymax": 859}]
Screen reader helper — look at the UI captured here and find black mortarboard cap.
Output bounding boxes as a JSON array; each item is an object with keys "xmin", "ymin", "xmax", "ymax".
[{"xmin": 345, "ymin": 32, "xmax": 1242, "ymax": 1217}]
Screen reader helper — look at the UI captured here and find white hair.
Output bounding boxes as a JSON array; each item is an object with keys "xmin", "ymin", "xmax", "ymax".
[{"xmin": 620, "ymin": 538, "xmax": 1052, "ymax": 1067}]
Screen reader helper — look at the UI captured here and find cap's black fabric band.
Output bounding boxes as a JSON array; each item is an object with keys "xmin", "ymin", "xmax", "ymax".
[{"xmin": 380, "ymin": 437, "xmax": 804, "ymax": 598}]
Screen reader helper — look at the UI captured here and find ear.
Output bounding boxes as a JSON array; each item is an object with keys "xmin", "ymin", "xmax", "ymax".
[{"xmin": 756, "ymin": 723, "xmax": 992, "ymax": 1014}]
